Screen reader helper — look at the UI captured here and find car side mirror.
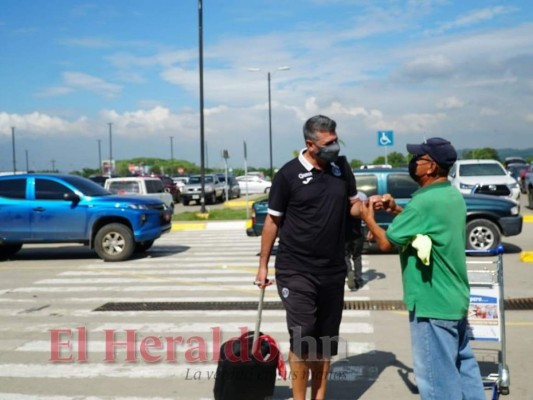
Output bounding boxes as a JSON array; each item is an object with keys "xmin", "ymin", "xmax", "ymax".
[{"xmin": 63, "ymin": 193, "xmax": 80, "ymax": 202}]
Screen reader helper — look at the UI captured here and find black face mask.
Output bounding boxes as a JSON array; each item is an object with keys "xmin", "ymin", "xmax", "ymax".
[
  {"xmin": 316, "ymin": 142, "xmax": 340, "ymax": 163},
  {"xmin": 408, "ymin": 156, "xmax": 420, "ymax": 182}
]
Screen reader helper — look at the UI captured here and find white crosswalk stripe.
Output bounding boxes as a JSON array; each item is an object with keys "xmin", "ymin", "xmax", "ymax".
[{"xmin": 0, "ymin": 228, "xmax": 375, "ymax": 399}]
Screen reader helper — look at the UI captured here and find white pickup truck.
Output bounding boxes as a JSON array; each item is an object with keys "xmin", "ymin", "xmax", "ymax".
[{"xmin": 105, "ymin": 177, "xmax": 175, "ymax": 212}]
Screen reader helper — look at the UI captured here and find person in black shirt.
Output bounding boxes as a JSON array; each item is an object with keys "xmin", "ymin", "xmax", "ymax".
[{"xmin": 255, "ymin": 115, "xmax": 359, "ymax": 400}]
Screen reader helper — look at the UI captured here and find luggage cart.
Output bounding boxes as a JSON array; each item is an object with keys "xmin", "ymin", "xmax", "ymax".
[{"xmin": 466, "ymin": 244, "xmax": 510, "ymax": 399}]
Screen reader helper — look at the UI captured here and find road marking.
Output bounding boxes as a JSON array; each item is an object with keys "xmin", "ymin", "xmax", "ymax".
[
  {"xmin": 520, "ymin": 252, "xmax": 533, "ymax": 263},
  {"xmin": 524, "ymin": 215, "xmax": 533, "ymax": 223}
]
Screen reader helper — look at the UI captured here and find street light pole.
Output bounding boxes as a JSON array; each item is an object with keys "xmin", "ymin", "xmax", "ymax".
[
  {"xmin": 97, "ymin": 139, "xmax": 102, "ymax": 174},
  {"xmin": 108, "ymin": 123, "xmax": 113, "ymax": 175},
  {"xmin": 198, "ymin": 0, "xmax": 207, "ymax": 213},
  {"xmin": 170, "ymin": 136, "xmax": 174, "ymax": 163},
  {"xmin": 11, "ymin": 127, "xmax": 16, "ymax": 174},
  {"xmin": 249, "ymin": 66, "xmax": 290, "ymax": 180},
  {"xmin": 267, "ymin": 72, "xmax": 273, "ymax": 180}
]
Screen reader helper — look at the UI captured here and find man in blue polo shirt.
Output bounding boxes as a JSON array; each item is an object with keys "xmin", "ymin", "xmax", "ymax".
[
  {"xmin": 255, "ymin": 115, "xmax": 358, "ymax": 400},
  {"xmin": 359, "ymin": 138, "xmax": 485, "ymax": 400}
]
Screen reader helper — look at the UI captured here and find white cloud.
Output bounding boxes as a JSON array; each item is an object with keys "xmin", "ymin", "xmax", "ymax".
[
  {"xmin": 63, "ymin": 72, "xmax": 122, "ymax": 98},
  {"xmin": 35, "ymin": 86, "xmax": 74, "ymax": 98},
  {"xmin": 436, "ymin": 96, "xmax": 464, "ymax": 110},
  {"xmin": 0, "ymin": 112, "xmax": 88, "ymax": 136},
  {"xmin": 480, "ymin": 108, "xmax": 499, "ymax": 116},
  {"xmin": 400, "ymin": 54, "xmax": 455, "ymax": 80},
  {"xmin": 427, "ymin": 6, "xmax": 517, "ymax": 35}
]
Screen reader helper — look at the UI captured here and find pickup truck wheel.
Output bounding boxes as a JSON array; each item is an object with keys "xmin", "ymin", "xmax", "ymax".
[
  {"xmin": 0, "ymin": 243, "xmax": 22, "ymax": 259},
  {"xmin": 466, "ymin": 219, "xmax": 500, "ymax": 251},
  {"xmin": 182, "ymin": 199, "xmax": 190, "ymax": 206},
  {"xmin": 209, "ymin": 193, "xmax": 216, "ymax": 204},
  {"xmin": 94, "ymin": 223, "xmax": 134, "ymax": 262},
  {"xmin": 135, "ymin": 240, "xmax": 154, "ymax": 253}
]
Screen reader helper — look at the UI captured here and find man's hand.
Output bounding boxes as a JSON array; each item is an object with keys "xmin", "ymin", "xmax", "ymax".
[
  {"xmin": 255, "ymin": 266, "xmax": 273, "ymax": 289},
  {"xmin": 359, "ymin": 198, "xmax": 375, "ymax": 224},
  {"xmin": 381, "ymin": 194, "xmax": 398, "ymax": 213}
]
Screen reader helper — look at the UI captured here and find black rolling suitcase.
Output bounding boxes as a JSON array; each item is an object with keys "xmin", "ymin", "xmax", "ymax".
[{"xmin": 213, "ymin": 287, "xmax": 286, "ymax": 400}]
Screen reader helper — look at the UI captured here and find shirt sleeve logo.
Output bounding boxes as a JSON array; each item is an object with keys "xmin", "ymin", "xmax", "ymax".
[{"xmin": 331, "ymin": 163, "xmax": 342, "ymax": 176}]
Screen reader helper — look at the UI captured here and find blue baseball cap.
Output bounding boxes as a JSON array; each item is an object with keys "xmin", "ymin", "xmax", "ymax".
[{"xmin": 406, "ymin": 137, "xmax": 457, "ymax": 168}]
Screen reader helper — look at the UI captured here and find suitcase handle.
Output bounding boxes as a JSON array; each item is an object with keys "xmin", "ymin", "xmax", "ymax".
[{"xmin": 252, "ymin": 286, "xmax": 266, "ymax": 354}]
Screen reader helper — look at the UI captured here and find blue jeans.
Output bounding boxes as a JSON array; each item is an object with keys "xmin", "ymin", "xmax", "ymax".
[{"xmin": 409, "ymin": 311, "xmax": 485, "ymax": 400}]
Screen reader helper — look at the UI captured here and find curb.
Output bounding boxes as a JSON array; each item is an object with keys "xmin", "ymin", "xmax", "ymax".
[
  {"xmin": 172, "ymin": 220, "xmax": 251, "ymax": 231},
  {"xmin": 520, "ymin": 252, "xmax": 533, "ymax": 263}
]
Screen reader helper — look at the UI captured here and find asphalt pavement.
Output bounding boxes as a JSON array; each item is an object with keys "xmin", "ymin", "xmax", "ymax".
[{"xmin": 0, "ymin": 194, "xmax": 531, "ymax": 399}]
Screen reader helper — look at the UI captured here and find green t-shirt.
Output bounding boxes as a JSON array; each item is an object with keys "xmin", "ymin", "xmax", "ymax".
[{"xmin": 386, "ymin": 181, "xmax": 470, "ymax": 320}]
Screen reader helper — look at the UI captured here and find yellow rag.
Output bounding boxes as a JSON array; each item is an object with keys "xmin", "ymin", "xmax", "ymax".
[{"xmin": 411, "ymin": 234, "xmax": 432, "ymax": 266}]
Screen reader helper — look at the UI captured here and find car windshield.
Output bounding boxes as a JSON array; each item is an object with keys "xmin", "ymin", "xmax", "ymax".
[
  {"xmin": 189, "ymin": 176, "xmax": 214, "ymax": 184},
  {"xmin": 62, "ymin": 175, "xmax": 111, "ymax": 196},
  {"xmin": 459, "ymin": 163, "xmax": 506, "ymax": 177}
]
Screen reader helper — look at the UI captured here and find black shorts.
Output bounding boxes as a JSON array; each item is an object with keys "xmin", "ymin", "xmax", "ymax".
[{"xmin": 275, "ymin": 269, "xmax": 346, "ymax": 358}]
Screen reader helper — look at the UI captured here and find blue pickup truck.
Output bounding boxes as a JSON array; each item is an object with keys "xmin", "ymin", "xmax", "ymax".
[
  {"xmin": 0, "ymin": 173, "xmax": 172, "ymax": 261},
  {"xmin": 246, "ymin": 168, "xmax": 523, "ymax": 251}
]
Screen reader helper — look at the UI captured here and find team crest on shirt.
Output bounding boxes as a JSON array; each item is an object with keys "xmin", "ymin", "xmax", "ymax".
[
  {"xmin": 298, "ymin": 172, "xmax": 313, "ymax": 184},
  {"xmin": 282, "ymin": 287, "xmax": 290, "ymax": 298},
  {"xmin": 331, "ymin": 163, "xmax": 341, "ymax": 176}
]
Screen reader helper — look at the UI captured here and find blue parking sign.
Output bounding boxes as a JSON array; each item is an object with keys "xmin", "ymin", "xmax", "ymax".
[{"xmin": 377, "ymin": 131, "xmax": 394, "ymax": 147}]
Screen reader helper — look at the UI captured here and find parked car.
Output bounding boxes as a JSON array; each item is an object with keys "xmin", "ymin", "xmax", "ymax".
[
  {"xmin": 0, "ymin": 173, "xmax": 172, "ymax": 261},
  {"xmin": 236, "ymin": 175, "xmax": 271, "ymax": 194},
  {"xmin": 506, "ymin": 163, "xmax": 529, "ymax": 194},
  {"xmin": 504, "ymin": 156, "xmax": 527, "ymax": 168},
  {"xmin": 156, "ymin": 175, "xmax": 180, "ymax": 202},
  {"xmin": 88, "ymin": 175, "xmax": 109, "ymax": 186},
  {"xmin": 524, "ymin": 163, "xmax": 533, "ymax": 209},
  {"xmin": 217, "ymin": 174, "xmax": 241, "ymax": 200},
  {"xmin": 181, "ymin": 174, "xmax": 225, "ymax": 205},
  {"xmin": 448, "ymin": 159, "xmax": 520, "ymax": 203},
  {"xmin": 105, "ymin": 176, "xmax": 174, "ymax": 211},
  {"xmin": 172, "ymin": 176, "xmax": 189, "ymax": 193},
  {"xmin": 247, "ymin": 169, "xmax": 523, "ymax": 251}
]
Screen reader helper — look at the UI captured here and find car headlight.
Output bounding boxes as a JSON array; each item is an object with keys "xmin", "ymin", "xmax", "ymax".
[
  {"xmin": 508, "ymin": 182, "xmax": 519, "ymax": 189},
  {"xmin": 128, "ymin": 204, "xmax": 149, "ymax": 210},
  {"xmin": 511, "ymin": 205, "xmax": 519, "ymax": 215},
  {"xmin": 205, "ymin": 185, "xmax": 214, "ymax": 193},
  {"xmin": 459, "ymin": 183, "xmax": 476, "ymax": 189}
]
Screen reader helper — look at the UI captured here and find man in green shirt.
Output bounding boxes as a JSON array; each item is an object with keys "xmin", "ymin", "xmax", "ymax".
[{"xmin": 359, "ymin": 138, "xmax": 485, "ymax": 399}]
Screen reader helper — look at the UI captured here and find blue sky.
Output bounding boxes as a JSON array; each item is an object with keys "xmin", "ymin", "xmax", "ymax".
[{"xmin": 1, "ymin": 0, "xmax": 532, "ymax": 173}]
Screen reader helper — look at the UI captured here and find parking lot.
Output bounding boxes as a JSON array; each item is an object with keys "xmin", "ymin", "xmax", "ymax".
[{"xmin": 0, "ymin": 197, "xmax": 531, "ymax": 399}]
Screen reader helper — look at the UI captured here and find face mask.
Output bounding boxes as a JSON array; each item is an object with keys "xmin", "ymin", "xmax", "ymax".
[
  {"xmin": 316, "ymin": 142, "xmax": 340, "ymax": 163},
  {"xmin": 408, "ymin": 157, "xmax": 420, "ymax": 182}
]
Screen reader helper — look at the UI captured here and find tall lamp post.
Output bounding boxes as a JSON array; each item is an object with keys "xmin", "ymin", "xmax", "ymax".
[
  {"xmin": 198, "ymin": 0, "xmax": 207, "ymax": 213},
  {"xmin": 97, "ymin": 139, "xmax": 102, "ymax": 174},
  {"xmin": 170, "ymin": 136, "xmax": 174, "ymax": 163},
  {"xmin": 249, "ymin": 66, "xmax": 290, "ymax": 179},
  {"xmin": 108, "ymin": 122, "xmax": 113, "ymax": 175},
  {"xmin": 11, "ymin": 127, "xmax": 16, "ymax": 174}
]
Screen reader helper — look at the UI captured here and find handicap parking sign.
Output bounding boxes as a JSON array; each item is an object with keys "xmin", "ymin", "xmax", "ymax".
[{"xmin": 377, "ymin": 131, "xmax": 394, "ymax": 147}]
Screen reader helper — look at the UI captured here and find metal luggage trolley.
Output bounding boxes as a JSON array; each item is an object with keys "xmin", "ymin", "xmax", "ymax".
[{"xmin": 466, "ymin": 244, "xmax": 510, "ymax": 399}]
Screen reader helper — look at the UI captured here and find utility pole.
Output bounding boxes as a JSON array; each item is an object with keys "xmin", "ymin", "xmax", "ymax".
[
  {"xmin": 198, "ymin": 0, "xmax": 206, "ymax": 213},
  {"xmin": 11, "ymin": 127, "xmax": 16, "ymax": 174},
  {"xmin": 97, "ymin": 139, "xmax": 102, "ymax": 174},
  {"xmin": 108, "ymin": 122, "xmax": 113, "ymax": 175}
]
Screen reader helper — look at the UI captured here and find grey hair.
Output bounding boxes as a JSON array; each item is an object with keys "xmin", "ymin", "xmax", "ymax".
[{"xmin": 303, "ymin": 115, "xmax": 336, "ymax": 141}]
